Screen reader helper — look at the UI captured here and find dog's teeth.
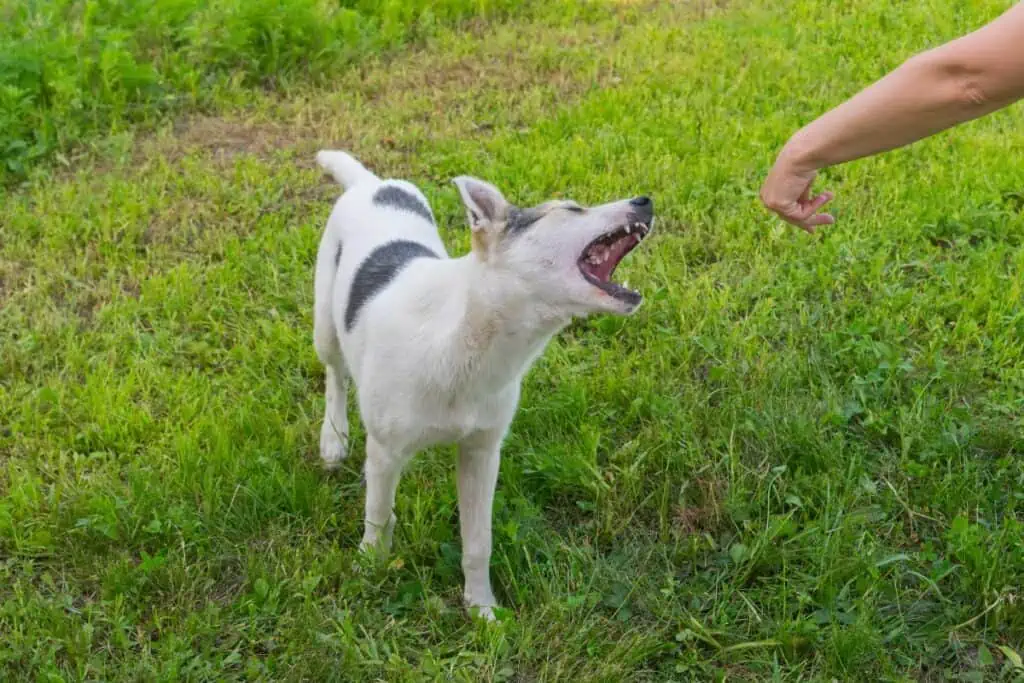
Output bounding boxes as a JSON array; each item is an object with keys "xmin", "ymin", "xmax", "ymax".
[
  {"xmin": 588, "ymin": 245, "xmax": 613, "ymax": 265},
  {"xmin": 625, "ymin": 225, "xmax": 632, "ymax": 234}
]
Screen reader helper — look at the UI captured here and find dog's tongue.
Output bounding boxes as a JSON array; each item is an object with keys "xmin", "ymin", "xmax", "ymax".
[{"xmin": 583, "ymin": 234, "xmax": 639, "ymax": 281}]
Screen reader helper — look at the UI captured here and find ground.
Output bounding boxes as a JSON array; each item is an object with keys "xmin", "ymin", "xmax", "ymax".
[{"xmin": 2, "ymin": 0, "xmax": 1023, "ymax": 680}]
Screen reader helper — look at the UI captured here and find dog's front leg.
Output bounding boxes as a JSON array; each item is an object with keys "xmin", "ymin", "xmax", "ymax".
[
  {"xmin": 457, "ymin": 429, "xmax": 504, "ymax": 620},
  {"xmin": 360, "ymin": 436, "xmax": 405, "ymax": 555}
]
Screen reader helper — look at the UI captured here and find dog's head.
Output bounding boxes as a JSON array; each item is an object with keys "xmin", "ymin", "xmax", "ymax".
[{"xmin": 453, "ymin": 176, "xmax": 654, "ymax": 316}]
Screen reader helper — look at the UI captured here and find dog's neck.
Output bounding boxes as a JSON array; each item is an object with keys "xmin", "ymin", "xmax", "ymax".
[{"xmin": 446, "ymin": 255, "xmax": 571, "ymax": 393}]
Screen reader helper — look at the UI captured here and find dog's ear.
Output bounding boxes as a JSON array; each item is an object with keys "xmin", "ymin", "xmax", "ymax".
[{"xmin": 453, "ymin": 176, "xmax": 510, "ymax": 233}]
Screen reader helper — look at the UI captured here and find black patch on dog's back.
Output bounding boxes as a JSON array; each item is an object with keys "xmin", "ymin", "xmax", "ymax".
[
  {"xmin": 345, "ymin": 240, "xmax": 439, "ymax": 330},
  {"xmin": 373, "ymin": 185, "xmax": 434, "ymax": 224}
]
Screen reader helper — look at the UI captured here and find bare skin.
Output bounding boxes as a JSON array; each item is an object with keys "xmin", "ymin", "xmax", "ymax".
[{"xmin": 762, "ymin": 2, "xmax": 1024, "ymax": 232}]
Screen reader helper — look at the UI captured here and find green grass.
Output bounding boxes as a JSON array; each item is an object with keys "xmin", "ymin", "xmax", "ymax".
[
  {"xmin": 3, "ymin": 0, "xmax": 1024, "ymax": 680},
  {"xmin": 0, "ymin": 0, "xmax": 541, "ymax": 184}
]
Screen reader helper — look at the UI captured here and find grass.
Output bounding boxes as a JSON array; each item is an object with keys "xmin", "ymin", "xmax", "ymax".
[
  {"xmin": 2, "ymin": 0, "xmax": 1024, "ymax": 679},
  {"xmin": 0, "ymin": 0, "xmax": 540, "ymax": 184}
]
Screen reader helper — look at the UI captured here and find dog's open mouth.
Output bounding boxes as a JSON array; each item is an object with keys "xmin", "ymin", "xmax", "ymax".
[{"xmin": 578, "ymin": 221, "xmax": 651, "ymax": 304}]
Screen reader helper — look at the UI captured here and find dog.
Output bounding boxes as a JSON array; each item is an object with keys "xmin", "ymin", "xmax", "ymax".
[{"xmin": 312, "ymin": 151, "xmax": 653, "ymax": 619}]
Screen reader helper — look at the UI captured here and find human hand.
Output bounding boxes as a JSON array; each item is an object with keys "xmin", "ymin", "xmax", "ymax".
[{"xmin": 760, "ymin": 155, "xmax": 835, "ymax": 233}]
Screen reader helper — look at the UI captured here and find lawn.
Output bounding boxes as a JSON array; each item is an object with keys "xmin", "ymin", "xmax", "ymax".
[{"xmin": 2, "ymin": 0, "xmax": 1023, "ymax": 680}]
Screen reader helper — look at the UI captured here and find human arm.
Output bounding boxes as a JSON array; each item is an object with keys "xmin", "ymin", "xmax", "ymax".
[{"xmin": 761, "ymin": 2, "xmax": 1024, "ymax": 232}]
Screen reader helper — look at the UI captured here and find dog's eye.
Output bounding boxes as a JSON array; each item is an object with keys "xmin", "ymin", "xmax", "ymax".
[{"xmin": 565, "ymin": 205, "xmax": 584, "ymax": 213}]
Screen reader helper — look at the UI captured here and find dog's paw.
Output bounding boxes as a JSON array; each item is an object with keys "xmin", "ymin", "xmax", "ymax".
[
  {"xmin": 357, "ymin": 539, "xmax": 392, "ymax": 569},
  {"xmin": 464, "ymin": 589, "xmax": 499, "ymax": 622},
  {"xmin": 358, "ymin": 514, "xmax": 396, "ymax": 557},
  {"xmin": 319, "ymin": 425, "xmax": 348, "ymax": 470},
  {"xmin": 467, "ymin": 604, "xmax": 497, "ymax": 622}
]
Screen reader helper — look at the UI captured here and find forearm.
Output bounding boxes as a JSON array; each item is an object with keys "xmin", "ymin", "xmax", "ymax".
[
  {"xmin": 779, "ymin": 2, "xmax": 1024, "ymax": 174},
  {"xmin": 781, "ymin": 52, "xmax": 1005, "ymax": 172}
]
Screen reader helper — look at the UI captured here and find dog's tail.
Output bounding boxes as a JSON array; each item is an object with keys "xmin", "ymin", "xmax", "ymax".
[{"xmin": 316, "ymin": 150, "xmax": 378, "ymax": 189}]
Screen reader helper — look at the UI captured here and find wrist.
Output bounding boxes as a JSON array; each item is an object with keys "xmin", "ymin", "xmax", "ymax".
[{"xmin": 778, "ymin": 128, "xmax": 822, "ymax": 175}]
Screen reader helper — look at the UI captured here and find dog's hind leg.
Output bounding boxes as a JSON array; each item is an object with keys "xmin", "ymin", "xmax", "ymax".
[
  {"xmin": 318, "ymin": 362, "xmax": 350, "ymax": 469},
  {"xmin": 456, "ymin": 428, "xmax": 504, "ymax": 620},
  {"xmin": 359, "ymin": 436, "xmax": 407, "ymax": 554},
  {"xmin": 314, "ymin": 236, "xmax": 349, "ymax": 470}
]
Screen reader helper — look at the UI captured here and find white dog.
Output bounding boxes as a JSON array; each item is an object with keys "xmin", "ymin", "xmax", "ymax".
[{"xmin": 312, "ymin": 151, "xmax": 653, "ymax": 619}]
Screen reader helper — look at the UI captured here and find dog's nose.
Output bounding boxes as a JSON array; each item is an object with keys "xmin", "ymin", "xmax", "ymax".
[{"xmin": 628, "ymin": 196, "xmax": 653, "ymax": 223}]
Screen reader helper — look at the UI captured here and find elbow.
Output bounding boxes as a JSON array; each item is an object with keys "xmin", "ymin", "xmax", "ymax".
[
  {"xmin": 961, "ymin": 81, "xmax": 989, "ymax": 108},
  {"xmin": 952, "ymin": 69, "xmax": 990, "ymax": 109},
  {"xmin": 953, "ymin": 71, "xmax": 990, "ymax": 109},
  {"xmin": 907, "ymin": 48, "xmax": 992, "ymax": 111}
]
